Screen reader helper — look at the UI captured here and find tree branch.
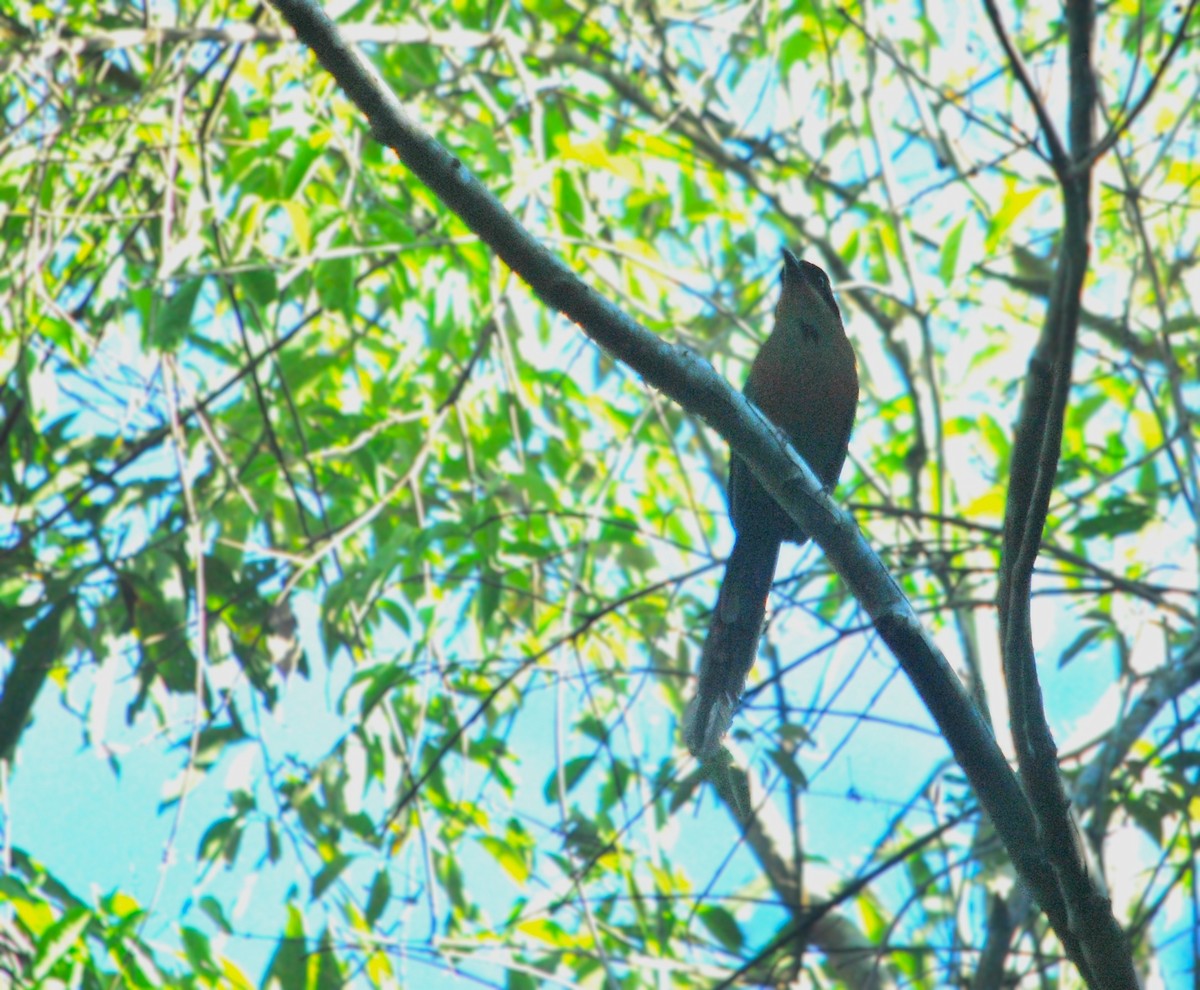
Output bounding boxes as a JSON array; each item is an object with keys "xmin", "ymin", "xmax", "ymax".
[
  {"xmin": 265, "ymin": 0, "xmax": 1094, "ymax": 973},
  {"xmin": 993, "ymin": 1, "xmax": 1139, "ymax": 985}
]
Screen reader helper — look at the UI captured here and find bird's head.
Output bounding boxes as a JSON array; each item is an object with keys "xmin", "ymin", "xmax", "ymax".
[{"xmin": 776, "ymin": 249, "xmax": 844, "ymax": 343}]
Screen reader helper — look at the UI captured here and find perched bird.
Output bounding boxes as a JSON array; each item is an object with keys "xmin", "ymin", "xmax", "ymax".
[{"xmin": 685, "ymin": 250, "xmax": 859, "ymax": 757}]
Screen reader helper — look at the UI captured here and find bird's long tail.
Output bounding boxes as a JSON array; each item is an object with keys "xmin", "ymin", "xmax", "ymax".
[{"xmin": 684, "ymin": 529, "xmax": 781, "ymax": 756}]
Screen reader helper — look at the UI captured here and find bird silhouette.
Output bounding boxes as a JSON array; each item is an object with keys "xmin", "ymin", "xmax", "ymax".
[{"xmin": 685, "ymin": 250, "xmax": 859, "ymax": 757}]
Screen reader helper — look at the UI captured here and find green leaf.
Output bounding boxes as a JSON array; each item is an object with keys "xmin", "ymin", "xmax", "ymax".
[
  {"xmin": 283, "ymin": 139, "xmax": 322, "ymax": 200},
  {"xmin": 180, "ymin": 925, "xmax": 217, "ymax": 976},
  {"xmin": 698, "ymin": 905, "xmax": 744, "ymax": 951},
  {"xmin": 264, "ymin": 904, "xmax": 307, "ymax": 990},
  {"xmin": 543, "ymin": 755, "xmax": 594, "ymax": 803},
  {"xmin": 475, "ymin": 563, "xmax": 502, "ymax": 628},
  {"xmin": 151, "ymin": 277, "xmax": 205, "ymax": 351},
  {"xmin": 479, "ymin": 836, "xmax": 531, "ymax": 883},
  {"xmin": 314, "ymin": 252, "xmax": 356, "ymax": 317},
  {"xmin": 938, "ymin": 217, "xmax": 967, "ymax": 284},
  {"xmin": 984, "ymin": 183, "xmax": 1044, "ymax": 253},
  {"xmin": 199, "ymin": 895, "xmax": 233, "ymax": 934},
  {"xmin": 364, "ymin": 870, "xmax": 391, "ymax": 927},
  {"xmin": 1072, "ymin": 496, "xmax": 1154, "ymax": 539},
  {"xmin": 311, "ymin": 854, "xmax": 352, "ymax": 900},
  {"xmin": 30, "ymin": 906, "xmax": 91, "ymax": 981},
  {"xmin": 239, "ymin": 267, "xmax": 278, "ymax": 308},
  {"xmin": 312, "ymin": 928, "xmax": 345, "ymax": 989},
  {"xmin": 198, "ymin": 817, "xmax": 243, "ymax": 867},
  {"xmin": 0, "ymin": 606, "xmax": 64, "ymax": 756}
]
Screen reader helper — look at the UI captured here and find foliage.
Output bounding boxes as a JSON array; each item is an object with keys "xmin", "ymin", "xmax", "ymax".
[{"xmin": 0, "ymin": 0, "xmax": 1197, "ymax": 987}]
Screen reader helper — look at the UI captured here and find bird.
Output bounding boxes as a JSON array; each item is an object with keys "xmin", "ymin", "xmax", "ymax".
[{"xmin": 685, "ymin": 250, "xmax": 859, "ymax": 757}]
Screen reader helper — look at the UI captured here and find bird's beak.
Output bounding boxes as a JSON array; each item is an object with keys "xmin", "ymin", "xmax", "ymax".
[{"xmin": 780, "ymin": 248, "xmax": 803, "ymax": 282}]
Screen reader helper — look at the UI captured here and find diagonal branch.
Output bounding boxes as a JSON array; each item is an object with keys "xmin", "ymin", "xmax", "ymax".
[{"xmin": 265, "ymin": 0, "xmax": 1096, "ymax": 974}]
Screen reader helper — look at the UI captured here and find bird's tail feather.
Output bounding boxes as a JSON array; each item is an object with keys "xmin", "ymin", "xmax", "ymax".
[{"xmin": 684, "ymin": 531, "xmax": 781, "ymax": 756}]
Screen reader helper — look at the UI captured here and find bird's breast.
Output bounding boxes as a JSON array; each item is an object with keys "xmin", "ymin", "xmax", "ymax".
[{"xmin": 744, "ymin": 334, "xmax": 858, "ymax": 486}]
